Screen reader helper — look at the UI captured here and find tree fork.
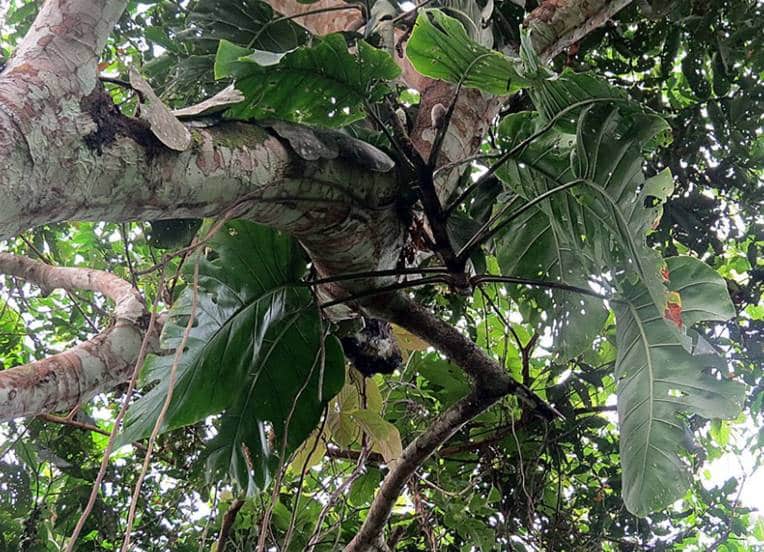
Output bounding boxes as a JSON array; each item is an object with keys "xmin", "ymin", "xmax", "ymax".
[{"xmin": 344, "ymin": 292, "xmax": 561, "ymax": 551}]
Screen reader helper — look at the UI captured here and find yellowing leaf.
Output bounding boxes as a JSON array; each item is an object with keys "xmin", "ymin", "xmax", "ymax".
[
  {"xmin": 349, "ymin": 409, "xmax": 402, "ymax": 464},
  {"xmin": 289, "ymin": 429, "xmax": 326, "ymax": 472},
  {"xmin": 364, "ymin": 377, "xmax": 384, "ymax": 414},
  {"xmin": 392, "ymin": 324, "xmax": 429, "ymax": 362},
  {"xmin": 326, "ymin": 382, "xmax": 362, "ymax": 447}
]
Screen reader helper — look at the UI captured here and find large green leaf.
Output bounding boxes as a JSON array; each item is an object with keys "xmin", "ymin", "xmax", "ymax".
[
  {"xmin": 572, "ymin": 104, "xmax": 674, "ymax": 312},
  {"xmin": 491, "ymin": 69, "xmax": 745, "ymax": 516},
  {"xmin": 495, "ymin": 111, "xmax": 607, "ymax": 359},
  {"xmin": 120, "ymin": 221, "xmax": 344, "ymax": 490},
  {"xmin": 215, "ymin": 34, "xmax": 401, "ymax": 127},
  {"xmin": 494, "ymin": 102, "xmax": 671, "ymax": 359},
  {"xmin": 615, "ymin": 274, "xmax": 744, "ymax": 516},
  {"xmin": 189, "ymin": 0, "xmax": 310, "ymax": 53},
  {"xmin": 496, "ymin": 202, "xmax": 608, "ymax": 360},
  {"xmin": 206, "ymin": 334, "xmax": 345, "ymax": 493},
  {"xmin": 406, "ymin": 9, "xmax": 526, "ymax": 95}
]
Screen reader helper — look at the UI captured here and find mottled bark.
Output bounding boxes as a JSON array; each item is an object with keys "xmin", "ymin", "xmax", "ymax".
[
  {"xmin": 0, "ymin": 253, "xmax": 149, "ymax": 420},
  {"xmin": 345, "ymin": 292, "xmax": 559, "ymax": 552},
  {"xmin": 265, "ymin": 0, "xmax": 364, "ymax": 35},
  {"xmin": 0, "ymin": 0, "xmax": 403, "ymax": 419},
  {"xmin": 527, "ymin": 0, "xmax": 633, "ymax": 60},
  {"xmin": 0, "ymin": 0, "xmax": 404, "ymax": 293},
  {"xmin": 262, "ymin": 0, "xmax": 501, "ymax": 200}
]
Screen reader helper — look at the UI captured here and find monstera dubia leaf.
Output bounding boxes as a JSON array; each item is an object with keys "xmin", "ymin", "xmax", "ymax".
[
  {"xmin": 119, "ymin": 221, "xmax": 344, "ymax": 491},
  {"xmin": 494, "ymin": 97, "xmax": 671, "ymax": 359},
  {"xmin": 615, "ymin": 258, "xmax": 743, "ymax": 516},
  {"xmin": 215, "ymin": 34, "xmax": 401, "ymax": 127},
  {"xmin": 494, "ymin": 109, "xmax": 607, "ymax": 359},
  {"xmin": 406, "ymin": 9, "xmax": 526, "ymax": 95},
  {"xmin": 491, "ymin": 68, "xmax": 744, "ymax": 515},
  {"xmin": 571, "ymin": 104, "xmax": 675, "ymax": 312}
]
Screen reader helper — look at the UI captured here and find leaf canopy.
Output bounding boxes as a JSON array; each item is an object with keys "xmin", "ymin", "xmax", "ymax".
[
  {"xmin": 616, "ymin": 274, "xmax": 744, "ymax": 515},
  {"xmin": 489, "ymin": 66, "xmax": 745, "ymax": 514}
]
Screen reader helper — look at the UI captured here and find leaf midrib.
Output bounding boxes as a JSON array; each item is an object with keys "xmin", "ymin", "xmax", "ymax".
[{"xmin": 627, "ymin": 300, "xmax": 654, "ymax": 498}]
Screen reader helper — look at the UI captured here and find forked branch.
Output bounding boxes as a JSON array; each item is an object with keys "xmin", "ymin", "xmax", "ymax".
[
  {"xmin": 344, "ymin": 292, "xmax": 560, "ymax": 551},
  {"xmin": 0, "ymin": 253, "xmax": 153, "ymax": 420}
]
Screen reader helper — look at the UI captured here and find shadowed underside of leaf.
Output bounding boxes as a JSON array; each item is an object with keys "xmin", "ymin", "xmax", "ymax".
[
  {"xmin": 142, "ymin": 0, "xmax": 310, "ymax": 105},
  {"xmin": 120, "ymin": 222, "xmax": 344, "ymax": 491}
]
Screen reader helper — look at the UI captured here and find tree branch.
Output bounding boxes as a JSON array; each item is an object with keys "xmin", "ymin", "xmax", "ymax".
[
  {"xmin": 346, "ymin": 389, "xmax": 491, "ymax": 551},
  {"xmin": 0, "ymin": 253, "xmax": 153, "ymax": 420},
  {"xmin": 6, "ymin": 0, "xmax": 127, "ymax": 96},
  {"xmin": 526, "ymin": 0, "xmax": 634, "ymax": 61},
  {"xmin": 345, "ymin": 292, "xmax": 561, "ymax": 551},
  {"xmin": 216, "ymin": 499, "xmax": 245, "ymax": 552}
]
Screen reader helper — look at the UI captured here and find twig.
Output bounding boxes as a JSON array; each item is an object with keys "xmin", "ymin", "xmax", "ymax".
[
  {"xmin": 470, "ymin": 274, "xmax": 610, "ymax": 302},
  {"xmin": 307, "ymin": 444, "xmax": 370, "ymax": 549},
  {"xmin": 708, "ymin": 473, "xmax": 748, "ymax": 551},
  {"xmin": 38, "ymin": 414, "xmax": 110, "ymax": 437},
  {"xmin": 434, "ymin": 152, "xmax": 502, "ymax": 181},
  {"xmin": 391, "ymin": 0, "xmax": 436, "ymax": 25},
  {"xmin": 282, "ymin": 413, "xmax": 329, "ymax": 550},
  {"xmin": 346, "ymin": 292, "xmax": 562, "ymax": 551},
  {"xmin": 409, "ymin": 480, "xmax": 437, "ymax": 551},
  {"xmin": 573, "ymin": 405, "xmax": 616, "ymax": 415},
  {"xmin": 121, "ymin": 258, "xmax": 200, "ymax": 551},
  {"xmin": 319, "ymin": 276, "xmax": 452, "ymax": 309},
  {"xmin": 98, "ymin": 76, "xmax": 132, "ymax": 89},
  {"xmin": 216, "ymin": 499, "xmax": 245, "ymax": 552},
  {"xmin": 414, "ymin": 163, "xmax": 460, "ymax": 270},
  {"xmin": 197, "ymin": 484, "xmax": 219, "ymax": 552},
  {"xmin": 134, "ymin": 192, "xmax": 265, "ymax": 277},
  {"xmin": 119, "ymin": 223, "xmax": 139, "ymax": 289},
  {"xmin": 510, "ymin": 409, "xmax": 534, "ymax": 524},
  {"xmin": 65, "ymin": 270, "xmax": 165, "ymax": 551},
  {"xmin": 306, "ymin": 266, "xmax": 448, "ymax": 287},
  {"xmin": 364, "ymin": 99, "xmax": 418, "ymax": 173},
  {"xmin": 428, "ymin": 53, "xmax": 494, "ymax": 170},
  {"xmin": 18, "ymin": 234, "xmax": 100, "ymax": 334}
]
